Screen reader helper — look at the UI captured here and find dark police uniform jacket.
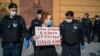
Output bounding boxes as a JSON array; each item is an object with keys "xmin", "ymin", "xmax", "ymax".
[
  {"xmin": 28, "ymin": 17, "xmax": 43, "ymax": 36},
  {"xmin": 0, "ymin": 15, "xmax": 27, "ymax": 44},
  {"xmin": 59, "ymin": 19, "xmax": 84, "ymax": 46},
  {"xmin": 28, "ymin": 17, "xmax": 43, "ymax": 45},
  {"xmin": 93, "ymin": 19, "xmax": 100, "ymax": 33},
  {"xmin": 81, "ymin": 18, "xmax": 92, "ymax": 34}
]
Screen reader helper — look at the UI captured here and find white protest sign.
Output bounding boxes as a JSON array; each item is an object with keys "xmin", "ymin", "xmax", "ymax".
[{"xmin": 34, "ymin": 27, "xmax": 61, "ymax": 46}]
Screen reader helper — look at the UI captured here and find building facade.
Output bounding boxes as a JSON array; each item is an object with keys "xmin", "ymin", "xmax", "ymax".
[{"xmin": 0, "ymin": 0, "xmax": 100, "ymax": 26}]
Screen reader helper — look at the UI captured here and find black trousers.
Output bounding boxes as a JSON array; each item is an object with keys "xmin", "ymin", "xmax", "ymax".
[
  {"xmin": 92, "ymin": 32, "xmax": 100, "ymax": 42},
  {"xmin": 33, "ymin": 45, "xmax": 57, "ymax": 56},
  {"xmin": 83, "ymin": 30, "xmax": 91, "ymax": 43},
  {"xmin": 3, "ymin": 43, "xmax": 21, "ymax": 56},
  {"xmin": 62, "ymin": 43, "xmax": 81, "ymax": 56},
  {"xmin": 34, "ymin": 46, "xmax": 40, "ymax": 56}
]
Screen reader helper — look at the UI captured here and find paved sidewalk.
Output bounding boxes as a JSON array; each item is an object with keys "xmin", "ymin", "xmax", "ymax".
[
  {"xmin": 21, "ymin": 42, "xmax": 100, "ymax": 56},
  {"xmin": 0, "ymin": 39, "xmax": 100, "ymax": 56}
]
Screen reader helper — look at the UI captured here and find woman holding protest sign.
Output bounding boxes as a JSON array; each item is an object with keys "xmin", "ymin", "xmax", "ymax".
[{"xmin": 32, "ymin": 12, "xmax": 58, "ymax": 56}]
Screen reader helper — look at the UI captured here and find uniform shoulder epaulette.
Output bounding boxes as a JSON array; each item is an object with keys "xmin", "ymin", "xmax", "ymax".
[
  {"xmin": 3, "ymin": 15, "xmax": 9, "ymax": 18},
  {"xmin": 62, "ymin": 20, "xmax": 66, "ymax": 23}
]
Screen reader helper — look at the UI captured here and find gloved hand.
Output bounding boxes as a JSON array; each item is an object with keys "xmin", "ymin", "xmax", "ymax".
[
  {"xmin": 80, "ymin": 44, "xmax": 85, "ymax": 50},
  {"xmin": 23, "ymin": 33, "xmax": 30, "ymax": 40},
  {"xmin": 1, "ymin": 41, "xmax": 5, "ymax": 48},
  {"xmin": 29, "ymin": 36, "xmax": 33, "ymax": 42},
  {"xmin": 23, "ymin": 38, "xmax": 29, "ymax": 49},
  {"xmin": 1, "ymin": 43, "xmax": 4, "ymax": 48},
  {"xmin": 30, "ymin": 35, "xmax": 37, "ymax": 46}
]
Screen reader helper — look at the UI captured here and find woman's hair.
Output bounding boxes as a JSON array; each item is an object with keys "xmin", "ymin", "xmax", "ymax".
[{"xmin": 41, "ymin": 12, "xmax": 50, "ymax": 22}]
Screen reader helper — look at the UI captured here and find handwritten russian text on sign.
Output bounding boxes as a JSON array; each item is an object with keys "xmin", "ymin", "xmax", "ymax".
[{"xmin": 35, "ymin": 27, "xmax": 61, "ymax": 46}]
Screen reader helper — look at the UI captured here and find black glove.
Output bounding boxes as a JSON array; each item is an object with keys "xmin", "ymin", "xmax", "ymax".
[{"xmin": 1, "ymin": 41, "xmax": 5, "ymax": 48}]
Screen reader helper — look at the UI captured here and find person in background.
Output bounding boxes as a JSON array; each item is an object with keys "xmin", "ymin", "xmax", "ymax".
[
  {"xmin": 77, "ymin": 17, "xmax": 81, "ymax": 22},
  {"xmin": 91, "ymin": 15, "xmax": 100, "ymax": 42},
  {"xmin": 59, "ymin": 11, "xmax": 84, "ymax": 56},
  {"xmin": 81, "ymin": 13, "xmax": 92, "ymax": 44},
  {"xmin": 28, "ymin": 9, "xmax": 43, "ymax": 56},
  {"xmin": 0, "ymin": 3, "xmax": 27, "ymax": 56},
  {"xmin": 29, "ymin": 9, "xmax": 43, "ymax": 36}
]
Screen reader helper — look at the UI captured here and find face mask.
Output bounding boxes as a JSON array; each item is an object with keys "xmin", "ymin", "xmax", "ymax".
[
  {"xmin": 65, "ymin": 19, "xmax": 72, "ymax": 23},
  {"xmin": 84, "ymin": 16, "xmax": 88, "ymax": 18},
  {"xmin": 85, "ymin": 15, "xmax": 89, "ymax": 18},
  {"xmin": 48, "ymin": 19, "xmax": 52, "ymax": 26},
  {"xmin": 10, "ymin": 11, "xmax": 17, "ymax": 17},
  {"xmin": 38, "ymin": 14, "xmax": 41, "ymax": 19},
  {"xmin": 96, "ymin": 18, "xmax": 100, "ymax": 20}
]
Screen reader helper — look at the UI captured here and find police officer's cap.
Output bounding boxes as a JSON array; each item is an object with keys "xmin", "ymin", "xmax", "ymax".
[
  {"xmin": 95, "ymin": 15, "xmax": 99, "ymax": 18},
  {"xmin": 65, "ymin": 11, "xmax": 74, "ymax": 16},
  {"xmin": 8, "ymin": 3, "xmax": 17, "ymax": 9},
  {"xmin": 37, "ymin": 9, "xmax": 43, "ymax": 14}
]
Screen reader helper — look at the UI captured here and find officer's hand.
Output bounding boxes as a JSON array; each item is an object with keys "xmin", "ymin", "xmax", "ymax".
[
  {"xmin": 1, "ymin": 42, "xmax": 4, "ymax": 48},
  {"xmin": 80, "ymin": 44, "xmax": 85, "ymax": 50}
]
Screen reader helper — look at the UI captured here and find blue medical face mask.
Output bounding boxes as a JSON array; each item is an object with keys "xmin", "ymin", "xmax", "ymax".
[
  {"xmin": 47, "ymin": 15, "xmax": 52, "ymax": 26},
  {"xmin": 47, "ymin": 19, "xmax": 53, "ymax": 27}
]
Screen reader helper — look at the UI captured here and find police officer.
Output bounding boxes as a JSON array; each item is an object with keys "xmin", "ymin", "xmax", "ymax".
[
  {"xmin": 0, "ymin": 3, "xmax": 27, "ymax": 56},
  {"xmin": 28, "ymin": 9, "xmax": 43, "ymax": 56},
  {"xmin": 81, "ymin": 13, "xmax": 92, "ymax": 44},
  {"xmin": 92, "ymin": 15, "xmax": 100, "ymax": 42},
  {"xmin": 59, "ymin": 11, "xmax": 84, "ymax": 56}
]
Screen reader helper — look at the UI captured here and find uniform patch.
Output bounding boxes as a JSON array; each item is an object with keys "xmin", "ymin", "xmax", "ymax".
[
  {"xmin": 74, "ymin": 25, "xmax": 78, "ymax": 30},
  {"xmin": 13, "ymin": 23, "xmax": 17, "ymax": 27}
]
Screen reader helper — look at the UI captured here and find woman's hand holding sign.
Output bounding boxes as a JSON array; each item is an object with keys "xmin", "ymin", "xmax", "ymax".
[{"xmin": 32, "ymin": 35, "xmax": 38, "ymax": 41}]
